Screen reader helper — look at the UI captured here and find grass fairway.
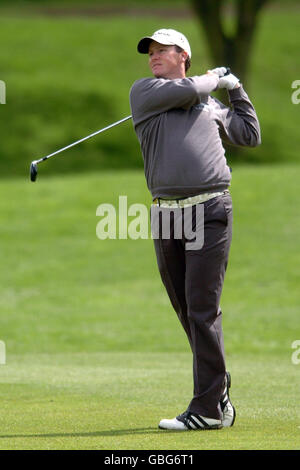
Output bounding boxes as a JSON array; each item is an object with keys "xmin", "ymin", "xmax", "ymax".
[
  {"xmin": 0, "ymin": 353, "xmax": 299, "ymax": 450},
  {"xmin": 0, "ymin": 165, "xmax": 299, "ymax": 449}
]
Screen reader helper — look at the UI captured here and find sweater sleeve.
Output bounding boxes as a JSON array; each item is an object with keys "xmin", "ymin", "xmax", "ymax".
[
  {"xmin": 215, "ymin": 85, "xmax": 261, "ymax": 147},
  {"xmin": 130, "ymin": 75, "xmax": 219, "ymax": 126}
]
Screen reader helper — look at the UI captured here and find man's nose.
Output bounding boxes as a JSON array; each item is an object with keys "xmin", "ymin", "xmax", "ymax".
[{"xmin": 151, "ymin": 51, "xmax": 160, "ymax": 61}]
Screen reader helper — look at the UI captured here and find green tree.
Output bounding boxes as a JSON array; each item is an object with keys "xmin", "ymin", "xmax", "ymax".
[{"xmin": 190, "ymin": 0, "xmax": 270, "ymax": 86}]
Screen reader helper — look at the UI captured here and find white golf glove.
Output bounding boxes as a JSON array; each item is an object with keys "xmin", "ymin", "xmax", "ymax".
[
  {"xmin": 218, "ymin": 73, "xmax": 240, "ymax": 90},
  {"xmin": 207, "ymin": 67, "xmax": 228, "ymax": 77}
]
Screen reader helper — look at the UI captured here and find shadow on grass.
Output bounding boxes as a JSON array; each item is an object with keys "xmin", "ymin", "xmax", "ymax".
[{"xmin": 0, "ymin": 427, "xmax": 185, "ymax": 439}]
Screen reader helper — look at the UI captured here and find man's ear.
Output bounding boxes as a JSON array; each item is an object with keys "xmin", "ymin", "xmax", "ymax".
[{"xmin": 181, "ymin": 51, "xmax": 188, "ymax": 63}]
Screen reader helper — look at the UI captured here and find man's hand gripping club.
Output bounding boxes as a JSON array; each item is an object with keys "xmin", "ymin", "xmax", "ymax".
[{"xmin": 207, "ymin": 66, "xmax": 240, "ymax": 90}]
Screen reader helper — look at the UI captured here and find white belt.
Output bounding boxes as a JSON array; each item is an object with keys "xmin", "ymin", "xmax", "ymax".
[{"xmin": 153, "ymin": 190, "xmax": 228, "ymax": 208}]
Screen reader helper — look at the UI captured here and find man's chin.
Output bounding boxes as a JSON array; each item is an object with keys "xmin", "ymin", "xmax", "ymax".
[{"xmin": 153, "ymin": 71, "xmax": 166, "ymax": 78}]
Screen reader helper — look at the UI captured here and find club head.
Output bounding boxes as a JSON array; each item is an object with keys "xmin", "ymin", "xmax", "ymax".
[{"xmin": 30, "ymin": 161, "xmax": 38, "ymax": 182}]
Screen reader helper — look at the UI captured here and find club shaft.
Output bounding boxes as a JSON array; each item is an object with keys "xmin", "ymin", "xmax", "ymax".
[{"xmin": 37, "ymin": 115, "xmax": 132, "ymax": 164}]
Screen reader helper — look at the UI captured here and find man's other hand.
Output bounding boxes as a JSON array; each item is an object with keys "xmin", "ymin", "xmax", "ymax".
[{"xmin": 218, "ymin": 73, "xmax": 240, "ymax": 90}]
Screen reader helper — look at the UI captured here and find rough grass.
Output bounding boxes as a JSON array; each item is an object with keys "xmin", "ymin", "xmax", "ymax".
[{"xmin": 0, "ymin": 7, "xmax": 299, "ymax": 178}]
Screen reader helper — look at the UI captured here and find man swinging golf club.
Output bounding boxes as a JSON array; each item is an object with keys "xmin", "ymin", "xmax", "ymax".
[{"xmin": 129, "ymin": 29, "xmax": 261, "ymax": 430}]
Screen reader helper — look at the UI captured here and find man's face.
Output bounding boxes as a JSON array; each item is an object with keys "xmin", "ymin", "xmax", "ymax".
[{"xmin": 148, "ymin": 41, "xmax": 186, "ymax": 79}]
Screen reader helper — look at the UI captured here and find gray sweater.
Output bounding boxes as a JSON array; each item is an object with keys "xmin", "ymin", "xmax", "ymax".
[{"xmin": 129, "ymin": 74, "xmax": 261, "ymax": 199}]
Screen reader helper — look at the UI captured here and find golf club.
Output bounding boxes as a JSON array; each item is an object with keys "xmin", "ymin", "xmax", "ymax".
[
  {"xmin": 29, "ymin": 115, "xmax": 132, "ymax": 182},
  {"xmin": 29, "ymin": 68, "xmax": 231, "ymax": 182}
]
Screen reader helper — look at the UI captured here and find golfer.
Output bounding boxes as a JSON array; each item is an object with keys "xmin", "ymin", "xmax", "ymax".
[{"xmin": 129, "ymin": 29, "xmax": 261, "ymax": 430}]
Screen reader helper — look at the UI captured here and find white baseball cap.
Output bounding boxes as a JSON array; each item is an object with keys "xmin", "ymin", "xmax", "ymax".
[{"xmin": 137, "ymin": 28, "xmax": 192, "ymax": 58}]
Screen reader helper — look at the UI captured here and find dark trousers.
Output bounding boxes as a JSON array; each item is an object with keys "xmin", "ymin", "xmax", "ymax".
[{"xmin": 152, "ymin": 192, "xmax": 233, "ymax": 420}]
